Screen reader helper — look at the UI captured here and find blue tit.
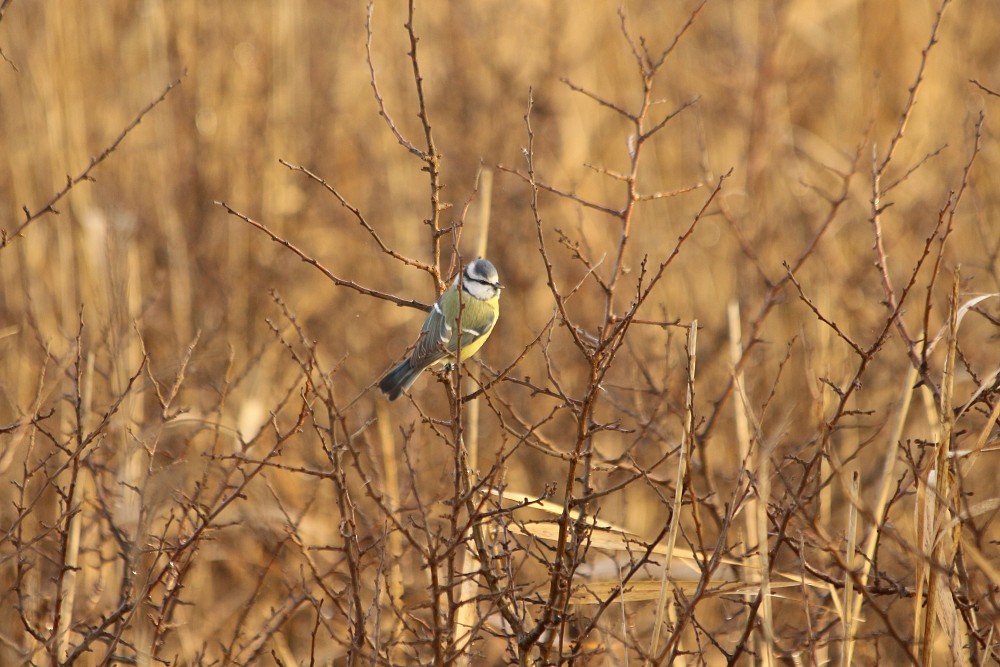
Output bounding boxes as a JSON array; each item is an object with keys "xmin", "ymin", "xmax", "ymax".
[{"xmin": 378, "ymin": 258, "xmax": 503, "ymax": 401}]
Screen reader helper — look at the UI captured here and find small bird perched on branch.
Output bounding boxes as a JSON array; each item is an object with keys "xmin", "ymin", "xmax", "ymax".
[{"xmin": 378, "ymin": 258, "xmax": 503, "ymax": 401}]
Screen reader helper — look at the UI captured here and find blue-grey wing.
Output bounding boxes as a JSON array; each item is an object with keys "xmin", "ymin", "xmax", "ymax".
[{"xmin": 410, "ymin": 302, "xmax": 452, "ymax": 370}]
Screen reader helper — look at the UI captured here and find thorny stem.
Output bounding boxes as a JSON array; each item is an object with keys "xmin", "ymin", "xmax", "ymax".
[{"xmin": 2, "ymin": 76, "xmax": 182, "ymax": 251}]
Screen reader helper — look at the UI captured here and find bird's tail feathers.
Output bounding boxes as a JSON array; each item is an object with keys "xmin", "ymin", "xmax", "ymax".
[{"xmin": 378, "ymin": 359, "xmax": 423, "ymax": 401}]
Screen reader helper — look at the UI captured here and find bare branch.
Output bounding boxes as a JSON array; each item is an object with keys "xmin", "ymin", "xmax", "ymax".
[
  {"xmin": 2, "ymin": 75, "xmax": 183, "ymax": 250},
  {"xmin": 876, "ymin": 0, "xmax": 952, "ymax": 176},
  {"xmin": 969, "ymin": 78, "xmax": 1000, "ymax": 98},
  {"xmin": 215, "ymin": 201, "xmax": 430, "ymax": 311},
  {"xmin": 278, "ymin": 159, "xmax": 435, "ymax": 274}
]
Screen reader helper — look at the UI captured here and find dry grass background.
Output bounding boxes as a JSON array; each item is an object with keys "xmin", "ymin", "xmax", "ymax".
[{"xmin": 2, "ymin": 0, "xmax": 1000, "ymax": 665}]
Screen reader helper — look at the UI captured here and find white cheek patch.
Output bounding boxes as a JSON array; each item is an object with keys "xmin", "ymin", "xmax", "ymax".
[{"xmin": 464, "ymin": 281, "xmax": 495, "ymax": 301}]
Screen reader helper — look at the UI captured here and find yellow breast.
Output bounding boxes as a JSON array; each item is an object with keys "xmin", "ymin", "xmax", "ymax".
[{"xmin": 449, "ymin": 294, "xmax": 499, "ymax": 362}]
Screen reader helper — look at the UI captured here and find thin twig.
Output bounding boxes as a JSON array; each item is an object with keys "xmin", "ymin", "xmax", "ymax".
[
  {"xmin": 215, "ymin": 201, "xmax": 430, "ymax": 311},
  {"xmin": 2, "ymin": 76, "xmax": 183, "ymax": 250}
]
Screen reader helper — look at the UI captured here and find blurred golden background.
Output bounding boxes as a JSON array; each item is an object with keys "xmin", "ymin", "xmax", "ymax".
[{"xmin": 2, "ymin": 0, "xmax": 999, "ymax": 664}]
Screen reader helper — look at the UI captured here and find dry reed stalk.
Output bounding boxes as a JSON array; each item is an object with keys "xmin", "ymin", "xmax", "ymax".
[
  {"xmin": 454, "ymin": 168, "xmax": 494, "ymax": 660},
  {"xmin": 913, "ymin": 374, "xmax": 942, "ymax": 657},
  {"xmin": 756, "ymin": 435, "xmax": 775, "ymax": 667},
  {"xmin": 841, "ymin": 361, "xmax": 918, "ymax": 666},
  {"xmin": 53, "ymin": 346, "xmax": 95, "ymax": 662},
  {"xmin": 262, "ymin": 0, "xmax": 306, "ymax": 230},
  {"xmin": 647, "ymin": 319, "xmax": 696, "ymax": 665},
  {"xmin": 474, "ymin": 169, "xmax": 493, "ymax": 260},
  {"xmin": 813, "ymin": 291, "xmax": 834, "ymax": 667},
  {"xmin": 920, "ymin": 269, "xmax": 966, "ymax": 666},
  {"xmin": 964, "ymin": 385, "xmax": 1000, "ymax": 467},
  {"xmin": 913, "ymin": 455, "xmax": 931, "ymax": 657},
  {"xmin": 54, "ymin": 450, "xmax": 83, "ymax": 662},
  {"xmin": 375, "ymin": 401, "xmax": 405, "ymax": 647},
  {"xmin": 143, "ymin": 0, "xmax": 194, "ymax": 346},
  {"xmin": 117, "ymin": 238, "xmax": 146, "ymax": 517},
  {"xmin": 840, "ymin": 471, "xmax": 860, "ymax": 667},
  {"xmin": 727, "ymin": 300, "xmax": 761, "ymax": 661},
  {"xmin": 949, "ymin": 293, "xmax": 1000, "ymax": 477}
]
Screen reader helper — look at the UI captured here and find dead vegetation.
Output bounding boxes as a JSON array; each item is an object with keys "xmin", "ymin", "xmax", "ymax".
[{"xmin": 2, "ymin": 1, "xmax": 1000, "ymax": 665}]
